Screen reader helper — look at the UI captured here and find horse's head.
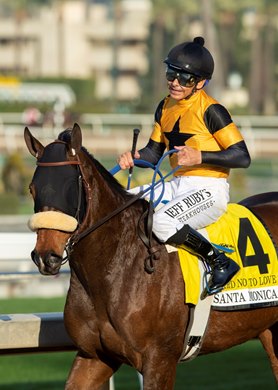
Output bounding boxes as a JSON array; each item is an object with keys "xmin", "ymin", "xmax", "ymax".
[{"xmin": 25, "ymin": 123, "xmax": 87, "ymax": 275}]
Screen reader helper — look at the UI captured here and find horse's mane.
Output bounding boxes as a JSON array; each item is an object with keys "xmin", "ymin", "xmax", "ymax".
[
  {"xmin": 84, "ymin": 146, "xmax": 133, "ymax": 200},
  {"xmin": 58, "ymin": 128, "xmax": 133, "ymax": 201}
]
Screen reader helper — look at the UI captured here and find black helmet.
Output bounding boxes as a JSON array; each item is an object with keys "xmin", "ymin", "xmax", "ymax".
[{"xmin": 164, "ymin": 37, "xmax": 214, "ymax": 79}]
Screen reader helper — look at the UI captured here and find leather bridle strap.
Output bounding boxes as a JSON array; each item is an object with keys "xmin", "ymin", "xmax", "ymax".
[
  {"xmin": 69, "ymin": 189, "xmax": 146, "ymax": 247},
  {"xmin": 37, "ymin": 161, "xmax": 81, "ymax": 166},
  {"xmin": 68, "ymin": 189, "xmax": 161, "ymax": 272}
]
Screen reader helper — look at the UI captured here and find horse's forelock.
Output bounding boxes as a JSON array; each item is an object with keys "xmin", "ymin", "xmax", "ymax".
[{"xmin": 57, "ymin": 128, "xmax": 73, "ymax": 144}]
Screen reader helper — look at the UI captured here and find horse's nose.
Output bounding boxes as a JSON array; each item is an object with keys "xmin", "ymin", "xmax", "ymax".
[
  {"xmin": 31, "ymin": 249, "xmax": 40, "ymax": 267},
  {"xmin": 45, "ymin": 253, "xmax": 62, "ymax": 269},
  {"xmin": 31, "ymin": 249, "xmax": 62, "ymax": 275}
]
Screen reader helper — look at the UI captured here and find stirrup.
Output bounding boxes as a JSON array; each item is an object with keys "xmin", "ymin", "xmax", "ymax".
[{"xmin": 200, "ymin": 270, "xmax": 224, "ymax": 300}]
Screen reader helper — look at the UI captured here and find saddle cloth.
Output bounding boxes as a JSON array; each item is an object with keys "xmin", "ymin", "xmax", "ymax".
[{"xmin": 177, "ymin": 203, "xmax": 278, "ymax": 310}]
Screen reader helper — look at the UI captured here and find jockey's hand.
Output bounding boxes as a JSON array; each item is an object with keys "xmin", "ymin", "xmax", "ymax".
[
  {"xmin": 117, "ymin": 150, "xmax": 141, "ymax": 170},
  {"xmin": 175, "ymin": 145, "xmax": 202, "ymax": 166}
]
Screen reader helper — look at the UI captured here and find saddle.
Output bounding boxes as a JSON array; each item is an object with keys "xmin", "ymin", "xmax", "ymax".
[
  {"xmin": 176, "ymin": 202, "xmax": 278, "ymax": 361},
  {"xmin": 176, "ymin": 203, "xmax": 278, "ymax": 310}
]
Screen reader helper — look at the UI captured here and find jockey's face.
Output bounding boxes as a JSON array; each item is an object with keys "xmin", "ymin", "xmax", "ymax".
[{"xmin": 167, "ymin": 78, "xmax": 206, "ymax": 101}]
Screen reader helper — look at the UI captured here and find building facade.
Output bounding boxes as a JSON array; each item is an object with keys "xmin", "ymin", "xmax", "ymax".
[{"xmin": 0, "ymin": 0, "xmax": 152, "ymax": 101}]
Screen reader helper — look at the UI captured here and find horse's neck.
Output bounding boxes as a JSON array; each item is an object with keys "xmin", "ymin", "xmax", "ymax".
[{"xmin": 84, "ymin": 157, "xmax": 127, "ymax": 225}]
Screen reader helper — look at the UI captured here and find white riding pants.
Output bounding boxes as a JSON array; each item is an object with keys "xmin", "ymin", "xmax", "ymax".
[{"xmin": 129, "ymin": 176, "xmax": 229, "ymax": 242}]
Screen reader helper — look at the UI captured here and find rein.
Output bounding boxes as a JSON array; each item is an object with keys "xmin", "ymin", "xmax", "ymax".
[
  {"xmin": 68, "ymin": 151, "xmax": 181, "ymax": 271},
  {"xmin": 69, "ymin": 189, "xmax": 146, "ymax": 247},
  {"xmin": 35, "ymin": 152, "xmax": 152, "ymax": 260},
  {"xmin": 36, "ymin": 146, "xmax": 179, "ymax": 272}
]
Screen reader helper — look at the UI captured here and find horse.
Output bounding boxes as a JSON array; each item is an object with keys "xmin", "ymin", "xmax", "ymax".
[{"xmin": 24, "ymin": 123, "xmax": 278, "ymax": 389}]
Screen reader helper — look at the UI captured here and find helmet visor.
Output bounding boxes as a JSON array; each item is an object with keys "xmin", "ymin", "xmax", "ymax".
[{"xmin": 165, "ymin": 67, "xmax": 199, "ymax": 87}]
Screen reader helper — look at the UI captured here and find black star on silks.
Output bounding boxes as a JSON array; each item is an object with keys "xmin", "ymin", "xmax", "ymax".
[{"xmin": 164, "ymin": 116, "xmax": 194, "ymax": 150}]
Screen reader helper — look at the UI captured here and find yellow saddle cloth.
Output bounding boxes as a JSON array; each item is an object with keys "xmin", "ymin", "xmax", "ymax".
[{"xmin": 178, "ymin": 203, "xmax": 278, "ymax": 310}]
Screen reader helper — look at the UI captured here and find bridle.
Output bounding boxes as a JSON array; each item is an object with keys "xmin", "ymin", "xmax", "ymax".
[
  {"xmin": 35, "ymin": 149, "xmax": 151, "ymax": 264},
  {"xmin": 37, "ymin": 161, "xmax": 81, "ymax": 166},
  {"xmin": 34, "ymin": 146, "xmax": 181, "ymax": 272},
  {"xmin": 36, "ymin": 155, "xmax": 85, "ymax": 226}
]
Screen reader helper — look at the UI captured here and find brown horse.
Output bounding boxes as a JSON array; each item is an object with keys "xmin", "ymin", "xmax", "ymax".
[{"xmin": 24, "ymin": 123, "xmax": 278, "ymax": 389}]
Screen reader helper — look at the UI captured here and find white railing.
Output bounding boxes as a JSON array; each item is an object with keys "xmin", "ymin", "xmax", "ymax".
[
  {"xmin": 0, "ymin": 113, "xmax": 277, "ymax": 158},
  {"xmin": 0, "ymin": 230, "xmax": 140, "ymax": 390},
  {"xmin": 0, "ymin": 231, "xmax": 70, "ymax": 298},
  {"xmin": 0, "ymin": 312, "xmax": 115, "ymax": 390}
]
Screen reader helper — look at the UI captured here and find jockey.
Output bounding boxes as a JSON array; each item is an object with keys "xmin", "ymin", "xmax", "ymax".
[{"xmin": 118, "ymin": 36, "xmax": 251, "ymax": 295}]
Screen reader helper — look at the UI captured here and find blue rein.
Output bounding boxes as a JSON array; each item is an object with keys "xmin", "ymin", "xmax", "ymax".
[
  {"xmin": 109, "ymin": 149, "xmax": 233, "ymax": 260},
  {"xmin": 109, "ymin": 149, "xmax": 180, "ymax": 208}
]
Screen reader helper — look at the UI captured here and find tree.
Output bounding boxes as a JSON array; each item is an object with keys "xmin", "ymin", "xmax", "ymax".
[
  {"xmin": 148, "ymin": 0, "xmax": 278, "ymax": 114},
  {"xmin": 149, "ymin": 0, "xmax": 198, "ymax": 104}
]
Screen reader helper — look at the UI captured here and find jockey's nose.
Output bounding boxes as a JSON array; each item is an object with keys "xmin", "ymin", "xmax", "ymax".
[{"xmin": 171, "ymin": 78, "xmax": 180, "ymax": 86}]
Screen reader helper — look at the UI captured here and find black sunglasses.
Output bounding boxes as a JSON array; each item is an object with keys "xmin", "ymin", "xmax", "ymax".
[{"xmin": 165, "ymin": 67, "xmax": 198, "ymax": 87}]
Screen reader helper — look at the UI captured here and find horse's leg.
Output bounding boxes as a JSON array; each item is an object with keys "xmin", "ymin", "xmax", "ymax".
[
  {"xmin": 65, "ymin": 353, "xmax": 116, "ymax": 390},
  {"xmin": 142, "ymin": 355, "xmax": 178, "ymax": 390},
  {"xmin": 258, "ymin": 323, "xmax": 278, "ymax": 383}
]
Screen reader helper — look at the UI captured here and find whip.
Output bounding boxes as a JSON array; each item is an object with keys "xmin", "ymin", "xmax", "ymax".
[{"xmin": 127, "ymin": 128, "xmax": 140, "ymax": 189}]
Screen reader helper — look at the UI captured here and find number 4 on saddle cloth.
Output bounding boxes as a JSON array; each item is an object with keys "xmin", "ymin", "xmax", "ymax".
[
  {"xmin": 111, "ymin": 156, "xmax": 277, "ymax": 311},
  {"xmin": 176, "ymin": 203, "xmax": 278, "ymax": 311}
]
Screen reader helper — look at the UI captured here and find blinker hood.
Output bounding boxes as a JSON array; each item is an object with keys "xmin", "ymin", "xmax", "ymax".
[{"xmin": 33, "ymin": 142, "xmax": 81, "ymax": 217}]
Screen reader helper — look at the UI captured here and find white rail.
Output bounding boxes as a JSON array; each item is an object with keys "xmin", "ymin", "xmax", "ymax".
[
  {"xmin": 0, "ymin": 312, "xmax": 114, "ymax": 390},
  {"xmin": 0, "ymin": 312, "xmax": 72, "ymax": 352},
  {"xmin": 0, "ymin": 232, "xmax": 70, "ymax": 298},
  {"xmin": 0, "ymin": 113, "xmax": 277, "ymax": 157}
]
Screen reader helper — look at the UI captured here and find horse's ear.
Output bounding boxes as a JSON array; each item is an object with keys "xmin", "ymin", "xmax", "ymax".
[
  {"xmin": 70, "ymin": 123, "xmax": 82, "ymax": 154},
  {"xmin": 24, "ymin": 127, "xmax": 44, "ymax": 158}
]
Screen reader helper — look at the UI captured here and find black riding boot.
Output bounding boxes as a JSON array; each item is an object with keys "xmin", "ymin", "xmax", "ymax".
[{"xmin": 166, "ymin": 224, "xmax": 240, "ymax": 296}]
